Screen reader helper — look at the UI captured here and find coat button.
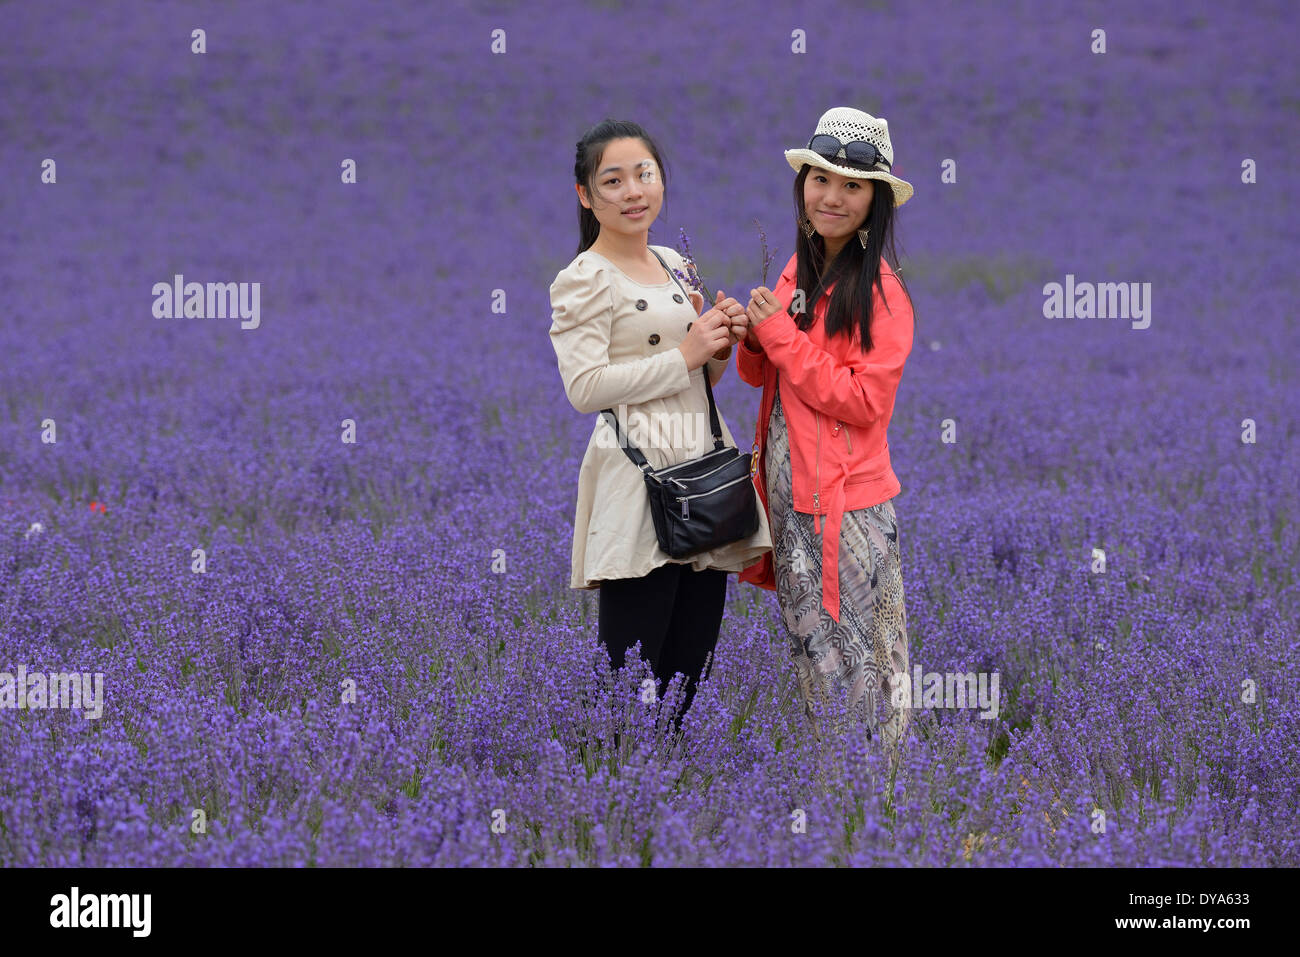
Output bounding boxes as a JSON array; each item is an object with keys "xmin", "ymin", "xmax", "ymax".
[
  {"xmin": 673, "ymin": 293, "xmax": 684, "ymax": 303},
  {"xmin": 635, "ymin": 299, "xmax": 647, "ymax": 311},
  {"xmin": 648, "ymin": 333, "xmax": 660, "ymax": 345}
]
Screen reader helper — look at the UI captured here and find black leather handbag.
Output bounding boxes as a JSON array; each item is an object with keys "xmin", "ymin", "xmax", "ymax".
[{"xmin": 601, "ymin": 249, "xmax": 761, "ymax": 559}]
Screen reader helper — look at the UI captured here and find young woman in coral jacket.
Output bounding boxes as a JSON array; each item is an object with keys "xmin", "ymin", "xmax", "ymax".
[{"xmin": 737, "ymin": 107, "xmax": 918, "ymax": 754}]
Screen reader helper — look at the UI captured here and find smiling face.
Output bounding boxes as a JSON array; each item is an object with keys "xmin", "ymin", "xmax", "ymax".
[
  {"xmin": 576, "ymin": 137, "xmax": 663, "ymax": 237},
  {"xmin": 803, "ymin": 164, "xmax": 874, "ymax": 237}
]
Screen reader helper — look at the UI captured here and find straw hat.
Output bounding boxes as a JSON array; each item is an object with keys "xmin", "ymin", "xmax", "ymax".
[{"xmin": 784, "ymin": 107, "xmax": 914, "ymax": 207}]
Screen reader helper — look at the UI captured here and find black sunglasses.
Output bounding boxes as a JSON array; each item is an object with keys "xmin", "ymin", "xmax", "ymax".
[{"xmin": 807, "ymin": 134, "xmax": 890, "ymax": 172}]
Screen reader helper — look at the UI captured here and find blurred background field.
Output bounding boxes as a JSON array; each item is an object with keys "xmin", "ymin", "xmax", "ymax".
[{"xmin": 0, "ymin": 0, "xmax": 1297, "ymax": 865}]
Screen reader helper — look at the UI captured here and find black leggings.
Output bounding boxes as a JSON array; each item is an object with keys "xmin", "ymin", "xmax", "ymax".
[{"xmin": 598, "ymin": 561, "xmax": 727, "ymax": 722}]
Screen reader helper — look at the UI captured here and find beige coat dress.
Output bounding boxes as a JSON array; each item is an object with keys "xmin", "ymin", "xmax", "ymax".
[{"xmin": 549, "ymin": 244, "xmax": 773, "ymax": 589}]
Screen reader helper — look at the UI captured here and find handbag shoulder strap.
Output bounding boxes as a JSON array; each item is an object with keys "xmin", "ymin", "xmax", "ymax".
[
  {"xmin": 649, "ymin": 247, "xmax": 724, "ymax": 448},
  {"xmin": 600, "ymin": 247, "xmax": 727, "ymax": 469}
]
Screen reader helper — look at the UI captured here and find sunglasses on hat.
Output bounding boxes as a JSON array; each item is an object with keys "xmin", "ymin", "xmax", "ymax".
[{"xmin": 807, "ymin": 134, "xmax": 891, "ymax": 172}]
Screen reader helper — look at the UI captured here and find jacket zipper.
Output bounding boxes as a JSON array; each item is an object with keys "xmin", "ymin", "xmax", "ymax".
[
  {"xmin": 842, "ymin": 421, "xmax": 852, "ymax": 452},
  {"xmin": 814, "ymin": 413, "xmax": 821, "ymax": 533},
  {"xmin": 754, "ymin": 374, "xmax": 773, "ymax": 479},
  {"xmin": 677, "ymin": 473, "xmax": 751, "ymax": 519}
]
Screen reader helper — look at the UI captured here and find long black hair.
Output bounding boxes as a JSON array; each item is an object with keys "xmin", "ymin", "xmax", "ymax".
[
  {"xmin": 572, "ymin": 119, "xmax": 669, "ymax": 258},
  {"xmin": 785, "ymin": 164, "xmax": 918, "ymax": 351}
]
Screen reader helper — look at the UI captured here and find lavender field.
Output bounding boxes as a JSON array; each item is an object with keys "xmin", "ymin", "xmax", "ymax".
[{"xmin": 1, "ymin": 0, "xmax": 1297, "ymax": 866}]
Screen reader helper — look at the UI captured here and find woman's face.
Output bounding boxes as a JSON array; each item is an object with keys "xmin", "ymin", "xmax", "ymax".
[
  {"xmin": 803, "ymin": 166, "xmax": 874, "ymax": 237},
  {"xmin": 576, "ymin": 137, "xmax": 663, "ymax": 237}
]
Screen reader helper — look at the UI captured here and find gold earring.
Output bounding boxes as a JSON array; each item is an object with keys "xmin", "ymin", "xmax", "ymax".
[
  {"xmin": 858, "ymin": 227, "xmax": 870, "ymax": 249},
  {"xmin": 801, "ymin": 216, "xmax": 816, "ymax": 238}
]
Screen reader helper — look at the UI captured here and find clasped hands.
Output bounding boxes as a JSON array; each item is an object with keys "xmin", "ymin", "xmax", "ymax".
[{"xmin": 696, "ymin": 286, "xmax": 784, "ymax": 356}]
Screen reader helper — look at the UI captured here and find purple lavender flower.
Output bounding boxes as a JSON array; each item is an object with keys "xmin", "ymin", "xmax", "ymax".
[
  {"xmin": 673, "ymin": 227, "xmax": 714, "ymax": 305},
  {"xmin": 754, "ymin": 218, "xmax": 776, "ymax": 288},
  {"xmin": 0, "ymin": 0, "xmax": 1291, "ymax": 870}
]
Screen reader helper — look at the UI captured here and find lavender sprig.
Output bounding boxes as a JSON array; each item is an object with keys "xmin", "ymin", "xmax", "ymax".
[
  {"xmin": 673, "ymin": 227, "xmax": 714, "ymax": 305},
  {"xmin": 754, "ymin": 218, "xmax": 776, "ymax": 288}
]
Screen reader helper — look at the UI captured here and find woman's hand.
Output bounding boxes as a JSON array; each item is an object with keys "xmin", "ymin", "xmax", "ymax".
[
  {"xmin": 699, "ymin": 290, "xmax": 747, "ymax": 359},
  {"xmin": 677, "ymin": 308, "xmax": 732, "ymax": 370},
  {"xmin": 745, "ymin": 287, "xmax": 784, "ymax": 326},
  {"xmin": 743, "ymin": 286, "xmax": 783, "ymax": 350},
  {"xmin": 722, "ymin": 292, "xmax": 750, "ymax": 346}
]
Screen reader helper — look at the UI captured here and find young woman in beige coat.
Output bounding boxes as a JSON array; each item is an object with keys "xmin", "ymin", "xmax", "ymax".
[{"xmin": 549, "ymin": 120, "xmax": 773, "ymax": 726}]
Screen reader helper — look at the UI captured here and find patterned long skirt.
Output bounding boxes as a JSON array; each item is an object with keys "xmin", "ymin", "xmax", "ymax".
[{"xmin": 765, "ymin": 387, "xmax": 911, "ymax": 753}]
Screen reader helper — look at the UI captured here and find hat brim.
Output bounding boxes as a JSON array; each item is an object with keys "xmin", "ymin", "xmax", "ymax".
[{"xmin": 785, "ymin": 149, "xmax": 913, "ymax": 207}]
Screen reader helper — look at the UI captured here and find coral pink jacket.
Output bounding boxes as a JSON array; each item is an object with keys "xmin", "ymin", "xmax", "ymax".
[{"xmin": 736, "ymin": 252, "xmax": 914, "ymax": 622}]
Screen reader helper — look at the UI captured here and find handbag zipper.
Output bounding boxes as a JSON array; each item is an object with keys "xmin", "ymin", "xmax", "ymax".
[
  {"xmin": 660, "ymin": 451, "xmax": 736, "ymax": 486},
  {"xmin": 657, "ymin": 445, "xmax": 733, "ymax": 473},
  {"xmin": 677, "ymin": 473, "xmax": 751, "ymax": 520}
]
